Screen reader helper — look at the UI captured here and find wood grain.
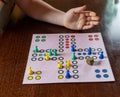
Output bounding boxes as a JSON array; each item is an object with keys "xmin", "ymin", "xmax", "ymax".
[{"xmin": 0, "ymin": 0, "xmax": 120, "ymax": 97}]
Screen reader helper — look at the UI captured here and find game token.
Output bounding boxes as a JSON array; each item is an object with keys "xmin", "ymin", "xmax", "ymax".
[
  {"xmin": 86, "ymin": 57, "xmax": 94, "ymax": 65},
  {"xmin": 23, "ymin": 33, "xmax": 115, "ymax": 84}
]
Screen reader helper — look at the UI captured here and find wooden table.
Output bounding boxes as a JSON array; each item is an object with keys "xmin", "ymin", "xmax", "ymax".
[{"xmin": 0, "ymin": 0, "xmax": 120, "ymax": 97}]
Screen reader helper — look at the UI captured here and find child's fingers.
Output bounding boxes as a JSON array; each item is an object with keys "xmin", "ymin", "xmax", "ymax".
[
  {"xmin": 87, "ymin": 16, "xmax": 100, "ymax": 21},
  {"xmin": 82, "ymin": 24, "xmax": 94, "ymax": 30},
  {"xmin": 81, "ymin": 11, "xmax": 96, "ymax": 17},
  {"xmin": 73, "ymin": 5, "xmax": 87, "ymax": 14}
]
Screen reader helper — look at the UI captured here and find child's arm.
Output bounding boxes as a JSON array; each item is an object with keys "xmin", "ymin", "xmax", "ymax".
[{"xmin": 16, "ymin": 0, "xmax": 99, "ymax": 30}]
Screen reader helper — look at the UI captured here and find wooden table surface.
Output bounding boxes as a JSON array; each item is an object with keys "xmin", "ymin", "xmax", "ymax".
[{"xmin": 0, "ymin": 0, "xmax": 120, "ymax": 97}]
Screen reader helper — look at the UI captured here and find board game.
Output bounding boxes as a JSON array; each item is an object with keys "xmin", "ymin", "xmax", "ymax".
[{"xmin": 23, "ymin": 33, "xmax": 115, "ymax": 84}]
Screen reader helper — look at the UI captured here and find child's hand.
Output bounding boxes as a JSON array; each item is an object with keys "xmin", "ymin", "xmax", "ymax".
[{"xmin": 63, "ymin": 5, "xmax": 99, "ymax": 30}]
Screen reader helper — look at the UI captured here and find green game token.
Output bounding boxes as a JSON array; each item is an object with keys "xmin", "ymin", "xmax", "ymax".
[
  {"xmin": 36, "ymin": 36, "xmax": 40, "ymax": 38},
  {"xmin": 42, "ymin": 36, "xmax": 46, "ymax": 38},
  {"xmin": 35, "ymin": 39, "xmax": 40, "ymax": 42}
]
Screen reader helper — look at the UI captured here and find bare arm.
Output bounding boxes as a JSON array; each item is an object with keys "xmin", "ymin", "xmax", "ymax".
[
  {"xmin": 15, "ymin": 0, "xmax": 65, "ymax": 26},
  {"xmin": 15, "ymin": 0, "xmax": 99, "ymax": 30}
]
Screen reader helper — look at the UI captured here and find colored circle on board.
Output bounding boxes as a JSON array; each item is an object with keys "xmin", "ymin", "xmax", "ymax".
[
  {"xmin": 78, "ymin": 53, "xmax": 81, "ymax": 55},
  {"xmin": 97, "ymin": 48, "xmax": 102, "ymax": 52},
  {"xmin": 35, "ymin": 39, "xmax": 40, "ymax": 42},
  {"xmin": 38, "ymin": 57, "xmax": 44, "ymax": 61},
  {"xmin": 65, "ymin": 35, "xmax": 70, "ymax": 38},
  {"xmin": 95, "ymin": 38, "xmax": 99, "ymax": 41},
  {"xmin": 89, "ymin": 38, "xmax": 93, "ymax": 41},
  {"xmin": 42, "ymin": 36, "xmax": 46, "ymax": 38},
  {"xmin": 59, "ymin": 49, "xmax": 64, "ymax": 52},
  {"xmin": 58, "ymin": 70, "xmax": 64, "ymax": 74},
  {"xmin": 59, "ymin": 35, "xmax": 64, "ymax": 38},
  {"xmin": 78, "ymin": 56, "xmax": 84, "ymax": 60},
  {"xmin": 85, "ymin": 56, "xmax": 90, "ymax": 59},
  {"xmin": 41, "ymin": 39, "xmax": 46, "ymax": 42},
  {"xmin": 78, "ymin": 48, "xmax": 83, "ymax": 52},
  {"xmin": 102, "ymin": 69, "xmax": 108, "ymax": 73},
  {"xmin": 92, "ymin": 56, "xmax": 97, "ymax": 60},
  {"xmin": 36, "ymin": 71, "xmax": 42, "ymax": 75},
  {"xmin": 91, "ymin": 48, "xmax": 96, "ymax": 51},
  {"xmin": 72, "ymin": 65, "xmax": 78, "ymax": 69},
  {"xmin": 58, "ymin": 57, "xmax": 64, "ymax": 60},
  {"xmin": 35, "ymin": 76, "xmax": 41, "ymax": 80},
  {"xmin": 83, "ymin": 52, "xmax": 86, "ymax": 55},
  {"xmin": 36, "ymin": 36, "xmax": 40, "ymax": 38},
  {"xmin": 95, "ymin": 69, "xmax": 100, "ymax": 73},
  {"xmin": 58, "ymin": 75, "xmax": 64, "ymax": 79},
  {"xmin": 94, "ymin": 35, "xmax": 99, "ymax": 37},
  {"xmin": 66, "ymin": 67, "xmax": 70, "ymax": 70},
  {"xmin": 39, "ymin": 49, "xmax": 45, "ymax": 53},
  {"xmin": 31, "ymin": 57, "xmax": 37, "ymax": 61},
  {"xmin": 51, "ymin": 57, "xmax": 57, "ymax": 61},
  {"xmin": 84, "ymin": 48, "xmax": 88, "ymax": 52},
  {"xmin": 71, "ymin": 35, "xmax": 75, "ymax": 38},
  {"xmin": 32, "ymin": 53, "xmax": 37, "ymax": 57},
  {"xmin": 72, "ymin": 70, "xmax": 78, "ymax": 74},
  {"xmin": 59, "ymin": 38, "xmax": 64, "ymax": 42},
  {"xmin": 103, "ymin": 74, "xmax": 109, "ymax": 78},
  {"xmin": 28, "ymin": 76, "xmax": 33, "ymax": 80},
  {"xmin": 59, "ymin": 42, "xmax": 64, "ymax": 45},
  {"xmin": 88, "ymin": 35, "xmax": 93, "ymax": 37},
  {"xmin": 59, "ymin": 45, "xmax": 64, "ymax": 48},
  {"xmin": 72, "ymin": 61, "xmax": 78, "ymax": 64},
  {"xmin": 73, "ymin": 75, "xmax": 79, "ymax": 79},
  {"xmin": 96, "ymin": 74, "xmax": 101, "ymax": 78},
  {"xmin": 92, "ymin": 52, "xmax": 97, "ymax": 55},
  {"xmin": 39, "ymin": 54, "xmax": 43, "ymax": 56}
]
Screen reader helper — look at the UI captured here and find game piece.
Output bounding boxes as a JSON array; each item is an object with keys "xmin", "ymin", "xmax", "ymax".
[
  {"xmin": 45, "ymin": 53, "xmax": 50, "ymax": 61},
  {"xmin": 49, "ymin": 49, "xmax": 52, "ymax": 56},
  {"xmin": 71, "ymin": 44, "xmax": 75, "ymax": 52},
  {"xmin": 66, "ymin": 59, "xmax": 71, "ymax": 67},
  {"xmin": 86, "ymin": 57, "xmax": 94, "ymax": 65},
  {"xmin": 57, "ymin": 60, "xmax": 63, "ymax": 69},
  {"xmin": 65, "ymin": 70, "xmax": 71, "ymax": 79},
  {"xmin": 72, "ymin": 52, "xmax": 76, "ymax": 60},
  {"xmin": 54, "ymin": 49, "xmax": 57, "ymax": 56},
  {"xmin": 88, "ymin": 47, "xmax": 92, "ymax": 55},
  {"xmin": 99, "ymin": 51, "xmax": 104, "ymax": 59},
  {"xmin": 34, "ymin": 46, "xmax": 39, "ymax": 53},
  {"xmin": 28, "ymin": 66, "xmax": 34, "ymax": 75},
  {"xmin": 23, "ymin": 33, "xmax": 115, "ymax": 84}
]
